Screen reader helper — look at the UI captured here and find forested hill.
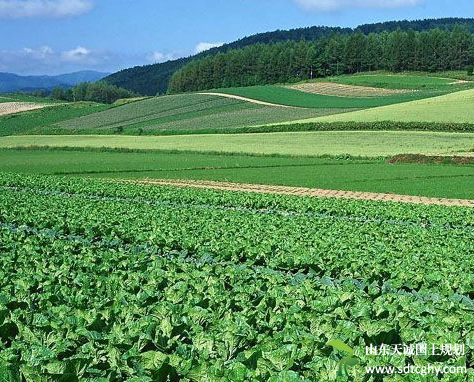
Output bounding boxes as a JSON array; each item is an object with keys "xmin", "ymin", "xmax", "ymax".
[
  {"xmin": 104, "ymin": 18, "xmax": 474, "ymax": 96},
  {"xmin": 168, "ymin": 26, "xmax": 474, "ymax": 93}
]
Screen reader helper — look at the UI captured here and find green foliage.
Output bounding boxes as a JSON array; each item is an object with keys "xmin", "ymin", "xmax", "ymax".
[
  {"xmin": 467, "ymin": 65, "xmax": 474, "ymax": 76},
  {"xmin": 0, "ymin": 173, "xmax": 472, "ymax": 379},
  {"xmin": 105, "ymin": 18, "xmax": 474, "ymax": 95},
  {"xmin": 169, "ymin": 26, "xmax": 474, "ymax": 93},
  {"xmin": 52, "ymin": 82, "xmax": 136, "ymax": 104}
]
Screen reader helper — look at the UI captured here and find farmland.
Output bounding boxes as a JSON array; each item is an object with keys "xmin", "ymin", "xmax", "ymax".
[
  {"xmin": 0, "ymin": 148, "xmax": 473, "ymax": 200},
  {"xmin": 313, "ymin": 88, "xmax": 474, "ymax": 124},
  {"xmin": 0, "ymin": 103, "xmax": 111, "ymax": 136},
  {"xmin": 211, "ymin": 85, "xmax": 430, "ymax": 109},
  {"xmin": 325, "ymin": 73, "xmax": 467, "ymax": 90},
  {"xmin": 0, "ymin": 173, "xmax": 473, "ymax": 380},
  {"xmin": 1, "ymin": 72, "xmax": 474, "ymax": 380},
  {"xmin": 1, "ymin": 131, "xmax": 473, "ymax": 157},
  {"xmin": 50, "ymin": 94, "xmax": 331, "ymax": 134},
  {"xmin": 0, "ymin": 102, "xmax": 51, "ymax": 117}
]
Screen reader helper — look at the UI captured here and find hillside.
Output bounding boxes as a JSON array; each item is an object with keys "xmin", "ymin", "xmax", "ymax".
[
  {"xmin": 0, "ymin": 71, "xmax": 108, "ymax": 93},
  {"xmin": 104, "ymin": 18, "xmax": 474, "ymax": 96},
  {"xmin": 310, "ymin": 88, "xmax": 474, "ymax": 124},
  {"xmin": 169, "ymin": 27, "xmax": 474, "ymax": 93}
]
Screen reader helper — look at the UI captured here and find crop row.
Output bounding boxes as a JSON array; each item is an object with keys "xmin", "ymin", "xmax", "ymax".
[{"xmin": 0, "ymin": 174, "xmax": 473, "ymax": 380}]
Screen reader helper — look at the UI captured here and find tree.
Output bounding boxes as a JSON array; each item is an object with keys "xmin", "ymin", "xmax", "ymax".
[{"xmin": 51, "ymin": 87, "xmax": 64, "ymax": 100}]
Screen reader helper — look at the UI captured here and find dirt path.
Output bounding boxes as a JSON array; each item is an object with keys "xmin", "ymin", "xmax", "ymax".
[
  {"xmin": 128, "ymin": 179, "xmax": 474, "ymax": 208},
  {"xmin": 199, "ymin": 92, "xmax": 295, "ymax": 108}
]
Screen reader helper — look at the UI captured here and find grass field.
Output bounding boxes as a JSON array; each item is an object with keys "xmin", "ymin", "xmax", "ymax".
[
  {"xmin": 1, "ymin": 131, "xmax": 473, "ymax": 157},
  {"xmin": 214, "ymin": 85, "xmax": 431, "ymax": 108},
  {"xmin": 1, "ymin": 148, "xmax": 473, "ymax": 199},
  {"xmin": 311, "ymin": 88, "xmax": 474, "ymax": 124}
]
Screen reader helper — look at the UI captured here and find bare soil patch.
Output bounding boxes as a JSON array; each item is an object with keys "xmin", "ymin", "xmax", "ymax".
[
  {"xmin": 289, "ymin": 82, "xmax": 411, "ymax": 97},
  {"xmin": 0, "ymin": 102, "xmax": 50, "ymax": 116},
  {"xmin": 389, "ymin": 154, "xmax": 474, "ymax": 165},
  {"xmin": 128, "ymin": 179, "xmax": 474, "ymax": 208}
]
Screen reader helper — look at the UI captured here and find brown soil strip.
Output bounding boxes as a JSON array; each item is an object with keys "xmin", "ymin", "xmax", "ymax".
[
  {"xmin": 128, "ymin": 179, "xmax": 474, "ymax": 208},
  {"xmin": 289, "ymin": 82, "xmax": 411, "ymax": 97},
  {"xmin": 0, "ymin": 102, "xmax": 50, "ymax": 116},
  {"xmin": 198, "ymin": 92, "xmax": 295, "ymax": 108},
  {"xmin": 389, "ymin": 154, "xmax": 474, "ymax": 165}
]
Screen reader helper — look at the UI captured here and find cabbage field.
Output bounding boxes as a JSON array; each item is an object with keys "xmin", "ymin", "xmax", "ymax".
[{"xmin": 0, "ymin": 174, "xmax": 473, "ymax": 380}]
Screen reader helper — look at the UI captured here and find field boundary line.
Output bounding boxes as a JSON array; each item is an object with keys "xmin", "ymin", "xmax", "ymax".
[{"xmin": 129, "ymin": 179, "xmax": 474, "ymax": 207}]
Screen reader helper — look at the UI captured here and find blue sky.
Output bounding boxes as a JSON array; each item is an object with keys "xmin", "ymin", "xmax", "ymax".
[{"xmin": 0, "ymin": 0, "xmax": 473, "ymax": 75}]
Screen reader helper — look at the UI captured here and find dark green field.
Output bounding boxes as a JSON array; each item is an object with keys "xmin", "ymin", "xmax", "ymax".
[
  {"xmin": 0, "ymin": 102, "xmax": 110, "ymax": 136},
  {"xmin": 214, "ymin": 85, "xmax": 437, "ymax": 108},
  {"xmin": 1, "ymin": 148, "xmax": 473, "ymax": 199}
]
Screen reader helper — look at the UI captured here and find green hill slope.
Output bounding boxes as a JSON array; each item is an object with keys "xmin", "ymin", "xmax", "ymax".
[
  {"xmin": 41, "ymin": 94, "xmax": 333, "ymax": 135},
  {"xmin": 104, "ymin": 18, "xmax": 474, "ymax": 95},
  {"xmin": 310, "ymin": 88, "xmax": 474, "ymax": 124}
]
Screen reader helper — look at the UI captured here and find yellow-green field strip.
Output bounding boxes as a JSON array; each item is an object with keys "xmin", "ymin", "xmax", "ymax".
[
  {"xmin": 292, "ymin": 88, "xmax": 474, "ymax": 124},
  {"xmin": 1, "ymin": 131, "xmax": 473, "ymax": 157}
]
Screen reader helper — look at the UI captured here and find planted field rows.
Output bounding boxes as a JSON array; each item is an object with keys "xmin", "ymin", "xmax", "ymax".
[
  {"xmin": 52, "ymin": 94, "xmax": 328, "ymax": 134},
  {"xmin": 0, "ymin": 174, "xmax": 473, "ymax": 380}
]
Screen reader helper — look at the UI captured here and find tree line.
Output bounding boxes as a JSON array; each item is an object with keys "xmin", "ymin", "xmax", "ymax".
[
  {"xmin": 168, "ymin": 26, "xmax": 474, "ymax": 93},
  {"xmin": 51, "ymin": 81, "xmax": 135, "ymax": 104}
]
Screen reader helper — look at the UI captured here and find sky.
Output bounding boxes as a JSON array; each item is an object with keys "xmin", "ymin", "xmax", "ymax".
[{"xmin": 0, "ymin": 0, "xmax": 473, "ymax": 75}]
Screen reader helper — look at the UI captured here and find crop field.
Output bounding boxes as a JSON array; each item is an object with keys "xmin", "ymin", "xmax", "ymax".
[
  {"xmin": 0, "ymin": 148, "xmax": 473, "ymax": 199},
  {"xmin": 46, "ymin": 94, "xmax": 332, "ymax": 134},
  {"xmin": 289, "ymin": 82, "xmax": 410, "ymax": 97},
  {"xmin": 326, "ymin": 73, "xmax": 471, "ymax": 90},
  {"xmin": 312, "ymin": 88, "xmax": 474, "ymax": 124},
  {"xmin": 0, "ymin": 173, "xmax": 473, "ymax": 380},
  {"xmin": 0, "ymin": 103, "xmax": 111, "ymax": 136},
  {"xmin": 214, "ymin": 85, "xmax": 438, "ymax": 109},
  {"xmin": 1, "ymin": 131, "xmax": 473, "ymax": 157}
]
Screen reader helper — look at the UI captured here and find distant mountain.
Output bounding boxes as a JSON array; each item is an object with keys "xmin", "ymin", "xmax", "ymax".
[
  {"xmin": 0, "ymin": 71, "xmax": 109, "ymax": 93},
  {"xmin": 104, "ymin": 17, "xmax": 474, "ymax": 96}
]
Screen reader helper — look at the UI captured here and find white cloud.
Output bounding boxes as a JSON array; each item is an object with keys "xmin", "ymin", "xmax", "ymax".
[
  {"xmin": 61, "ymin": 46, "xmax": 91, "ymax": 62},
  {"xmin": 0, "ymin": 45, "xmax": 176, "ymax": 75},
  {"xmin": 293, "ymin": 0, "xmax": 422, "ymax": 11},
  {"xmin": 147, "ymin": 51, "xmax": 178, "ymax": 63},
  {"xmin": 195, "ymin": 42, "xmax": 224, "ymax": 54},
  {"xmin": 0, "ymin": 0, "xmax": 93, "ymax": 19}
]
